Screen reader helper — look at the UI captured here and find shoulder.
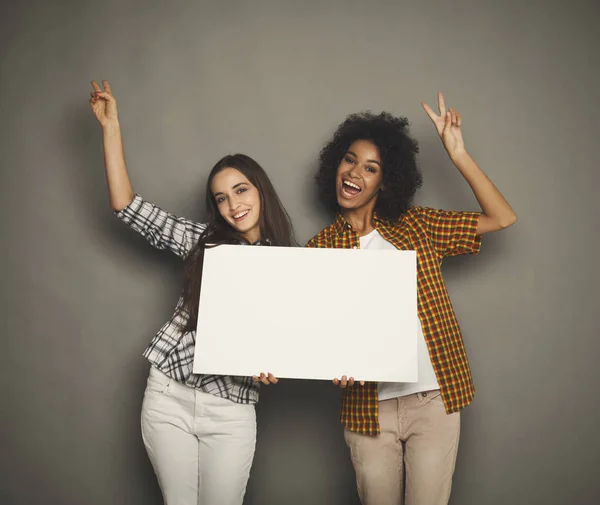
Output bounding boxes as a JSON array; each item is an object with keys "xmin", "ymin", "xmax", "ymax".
[
  {"xmin": 406, "ymin": 205, "xmax": 434, "ymax": 217},
  {"xmin": 380, "ymin": 206, "xmax": 423, "ymax": 227},
  {"xmin": 403, "ymin": 205, "xmax": 450, "ymax": 224},
  {"xmin": 306, "ymin": 223, "xmax": 336, "ymax": 247}
]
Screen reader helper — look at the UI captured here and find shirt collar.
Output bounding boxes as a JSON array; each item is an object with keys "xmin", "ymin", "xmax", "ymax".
[
  {"xmin": 252, "ymin": 238, "xmax": 271, "ymax": 246},
  {"xmin": 333, "ymin": 212, "xmax": 387, "ymax": 235}
]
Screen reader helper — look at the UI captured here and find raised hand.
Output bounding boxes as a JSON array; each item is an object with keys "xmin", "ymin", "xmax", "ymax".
[
  {"xmin": 421, "ymin": 92, "xmax": 466, "ymax": 158},
  {"xmin": 89, "ymin": 80, "xmax": 119, "ymax": 128},
  {"xmin": 252, "ymin": 373, "xmax": 279, "ymax": 385},
  {"xmin": 333, "ymin": 375, "xmax": 365, "ymax": 388}
]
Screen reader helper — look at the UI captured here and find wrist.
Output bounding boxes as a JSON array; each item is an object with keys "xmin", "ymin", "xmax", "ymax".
[
  {"xmin": 448, "ymin": 147, "xmax": 470, "ymax": 165},
  {"xmin": 102, "ymin": 121, "xmax": 121, "ymax": 135}
]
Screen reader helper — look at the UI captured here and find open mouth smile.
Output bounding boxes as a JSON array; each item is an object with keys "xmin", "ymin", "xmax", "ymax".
[
  {"xmin": 341, "ymin": 179, "xmax": 362, "ymax": 198},
  {"xmin": 233, "ymin": 210, "xmax": 250, "ymax": 222}
]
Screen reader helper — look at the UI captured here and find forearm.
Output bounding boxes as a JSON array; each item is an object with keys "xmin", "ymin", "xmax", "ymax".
[
  {"xmin": 102, "ymin": 122, "xmax": 134, "ymax": 212},
  {"xmin": 450, "ymin": 150, "xmax": 517, "ymax": 233}
]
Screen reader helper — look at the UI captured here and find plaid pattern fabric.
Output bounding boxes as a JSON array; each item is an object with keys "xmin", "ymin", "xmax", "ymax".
[
  {"xmin": 116, "ymin": 194, "xmax": 259, "ymax": 404},
  {"xmin": 306, "ymin": 207, "xmax": 482, "ymax": 435}
]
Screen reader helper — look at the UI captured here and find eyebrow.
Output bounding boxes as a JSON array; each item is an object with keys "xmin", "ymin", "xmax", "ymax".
[
  {"xmin": 346, "ymin": 150, "xmax": 381, "ymax": 167},
  {"xmin": 213, "ymin": 182, "xmax": 249, "ymax": 197}
]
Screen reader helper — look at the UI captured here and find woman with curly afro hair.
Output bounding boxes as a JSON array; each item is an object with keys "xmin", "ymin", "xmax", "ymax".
[{"xmin": 307, "ymin": 92, "xmax": 517, "ymax": 505}]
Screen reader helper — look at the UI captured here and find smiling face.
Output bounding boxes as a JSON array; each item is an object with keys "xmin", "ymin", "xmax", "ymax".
[
  {"xmin": 211, "ymin": 167, "xmax": 261, "ymax": 243},
  {"xmin": 336, "ymin": 139, "xmax": 384, "ymax": 213}
]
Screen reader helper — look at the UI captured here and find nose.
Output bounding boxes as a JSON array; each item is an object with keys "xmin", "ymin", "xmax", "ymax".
[{"xmin": 228, "ymin": 195, "xmax": 241, "ymax": 212}]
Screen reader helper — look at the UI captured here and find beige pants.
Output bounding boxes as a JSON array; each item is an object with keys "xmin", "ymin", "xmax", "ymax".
[{"xmin": 344, "ymin": 390, "xmax": 460, "ymax": 505}]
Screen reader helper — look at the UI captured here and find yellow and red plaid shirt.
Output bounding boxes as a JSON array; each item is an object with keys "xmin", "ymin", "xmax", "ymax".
[{"xmin": 306, "ymin": 206, "xmax": 482, "ymax": 435}]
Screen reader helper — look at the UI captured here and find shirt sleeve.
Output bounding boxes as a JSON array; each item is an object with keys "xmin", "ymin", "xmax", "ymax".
[
  {"xmin": 115, "ymin": 194, "xmax": 206, "ymax": 259},
  {"xmin": 414, "ymin": 206, "xmax": 482, "ymax": 258}
]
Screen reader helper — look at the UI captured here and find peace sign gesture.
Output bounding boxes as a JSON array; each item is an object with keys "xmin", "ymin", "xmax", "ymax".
[
  {"xmin": 89, "ymin": 80, "xmax": 119, "ymax": 128},
  {"xmin": 421, "ymin": 92, "xmax": 465, "ymax": 158}
]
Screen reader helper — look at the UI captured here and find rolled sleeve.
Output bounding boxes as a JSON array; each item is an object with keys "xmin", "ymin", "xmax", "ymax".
[
  {"xmin": 115, "ymin": 194, "xmax": 205, "ymax": 258},
  {"xmin": 415, "ymin": 206, "xmax": 482, "ymax": 258}
]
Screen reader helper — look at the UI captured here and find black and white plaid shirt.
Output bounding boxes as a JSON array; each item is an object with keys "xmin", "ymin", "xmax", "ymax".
[{"xmin": 116, "ymin": 194, "xmax": 259, "ymax": 404}]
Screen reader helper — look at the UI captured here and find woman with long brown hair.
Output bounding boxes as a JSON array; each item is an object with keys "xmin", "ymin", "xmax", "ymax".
[{"xmin": 89, "ymin": 80, "xmax": 295, "ymax": 505}]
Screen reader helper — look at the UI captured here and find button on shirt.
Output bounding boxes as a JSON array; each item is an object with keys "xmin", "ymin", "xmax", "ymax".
[
  {"xmin": 306, "ymin": 207, "xmax": 482, "ymax": 435},
  {"xmin": 116, "ymin": 195, "xmax": 259, "ymax": 404}
]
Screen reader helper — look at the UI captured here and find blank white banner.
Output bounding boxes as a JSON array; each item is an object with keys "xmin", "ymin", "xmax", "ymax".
[{"xmin": 193, "ymin": 245, "xmax": 417, "ymax": 382}]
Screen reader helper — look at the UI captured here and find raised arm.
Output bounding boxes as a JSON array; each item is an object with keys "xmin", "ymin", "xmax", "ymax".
[
  {"xmin": 89, "ymin": 80, "xmax": 134, "ymax": 212},
  {"xmin": 89, "ymin": 79, "xmax": 204, "ymax": 258},
  {"xmin": 421, "ymin": 92, "xmax": 517, "ymax": 235}
]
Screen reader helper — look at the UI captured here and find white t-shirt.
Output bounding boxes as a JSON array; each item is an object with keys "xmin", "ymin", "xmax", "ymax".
[{"xmin": 358, "ymin": 229, "xmax": 440, "ymax": 401}]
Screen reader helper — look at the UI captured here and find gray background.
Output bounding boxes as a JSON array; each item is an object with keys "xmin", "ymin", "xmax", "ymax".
[{"xmin": 2, "ymin": 0, "xmax": 599, "ymax": 504}]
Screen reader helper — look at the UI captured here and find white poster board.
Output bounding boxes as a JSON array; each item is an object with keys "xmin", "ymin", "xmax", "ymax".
[{"xmin": 193, "ymin": 245, "xmax": 417, "ymax": 382}]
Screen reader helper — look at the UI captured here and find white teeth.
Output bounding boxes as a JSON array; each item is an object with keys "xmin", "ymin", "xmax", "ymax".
[
  {"xmin": 344, "ymin": 180, "xmax": 361, "ymax": 191},
  {"xmin": 234, "ymin": 211, "xmax": 249, "ymax": 219}
]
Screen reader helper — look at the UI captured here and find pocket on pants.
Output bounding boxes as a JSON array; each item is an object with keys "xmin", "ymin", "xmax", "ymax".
[
  {"xmin": 417, "ymin": 389, "xmax": 443, "ymax": 405},
  {"xmin": 428, "ymin": 390, "xmax": 444, "ymax": 403},
  {"xmin": 145, "ymin": 367, "xmax": 171, "ymax": 395}
]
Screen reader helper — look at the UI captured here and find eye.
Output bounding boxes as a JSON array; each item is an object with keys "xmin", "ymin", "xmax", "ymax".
[
  {"xmin": 236, "ymin": 187, "xmax": 247, "ymax": 194},
  {"xmin": 216, "ymin": 196, "xmax": 226, "ymax": 204},
  {"xmin": 366, "ymin": 166, "xmax": 377, "ymax": 173},
  {"xmin": 344, "ymin": 156, "xmax": 355, "ymax": 164}
]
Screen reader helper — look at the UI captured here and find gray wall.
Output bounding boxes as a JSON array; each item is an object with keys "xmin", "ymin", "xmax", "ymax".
[{"xmin": 3, "ymin": 1, "xmax": 599, "ymax": 504}]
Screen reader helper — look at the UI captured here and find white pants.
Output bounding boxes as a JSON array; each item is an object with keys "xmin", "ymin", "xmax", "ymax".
[{"xmin": 141, "ymin": 367, "xmax": 257, "ymax": 505}]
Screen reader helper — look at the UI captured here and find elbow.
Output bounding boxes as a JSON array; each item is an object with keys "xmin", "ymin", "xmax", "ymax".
[
  {"xmin": 111, "ymin": 201, "xmax": 127, "ymax": 213},
  {"xmin": 498, "ymin": 211, "xmax": 517, "ymax": 230},
  {"xmin": 478, "ymin": 211, "xmax": 517, "ymax": 234},
  {"xmin": 111, "ymin": 194, "xmax": 135, "ymax": 213}
]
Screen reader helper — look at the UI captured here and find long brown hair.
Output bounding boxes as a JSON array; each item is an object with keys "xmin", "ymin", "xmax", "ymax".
[{"xmin": 177, "ymin": 154, "xmax": 296, "ymax": 333}]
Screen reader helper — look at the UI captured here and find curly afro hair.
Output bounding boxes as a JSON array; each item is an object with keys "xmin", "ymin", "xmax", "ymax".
[{"xmin": 315, "ymin": 111, "xmax": 423, "ymax": 221}]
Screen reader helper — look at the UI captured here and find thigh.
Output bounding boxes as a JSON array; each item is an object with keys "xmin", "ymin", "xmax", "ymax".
[
  {"xmin": 344, "ymin": 398, "xmax": 404, "ymax": 505},
  {"xmin": 404, "ymin": 391, "xmax": 460, "ymax": 505},
  {"xmin": 197, "ymin": 395, "xmax": 257, "ymax": 505},
  {"xmin": 141, "ymin": 369, "xmax": 199, "ymax": 505}
]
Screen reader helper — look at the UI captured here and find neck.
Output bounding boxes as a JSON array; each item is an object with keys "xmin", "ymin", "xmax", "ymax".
[
  {"xmin": 243, "ymin": 229, "xmax": 261, "ymax": 244},
  {"xmin": 341, "ymin": 203, "xmax": 376, "ymax": 236}
]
